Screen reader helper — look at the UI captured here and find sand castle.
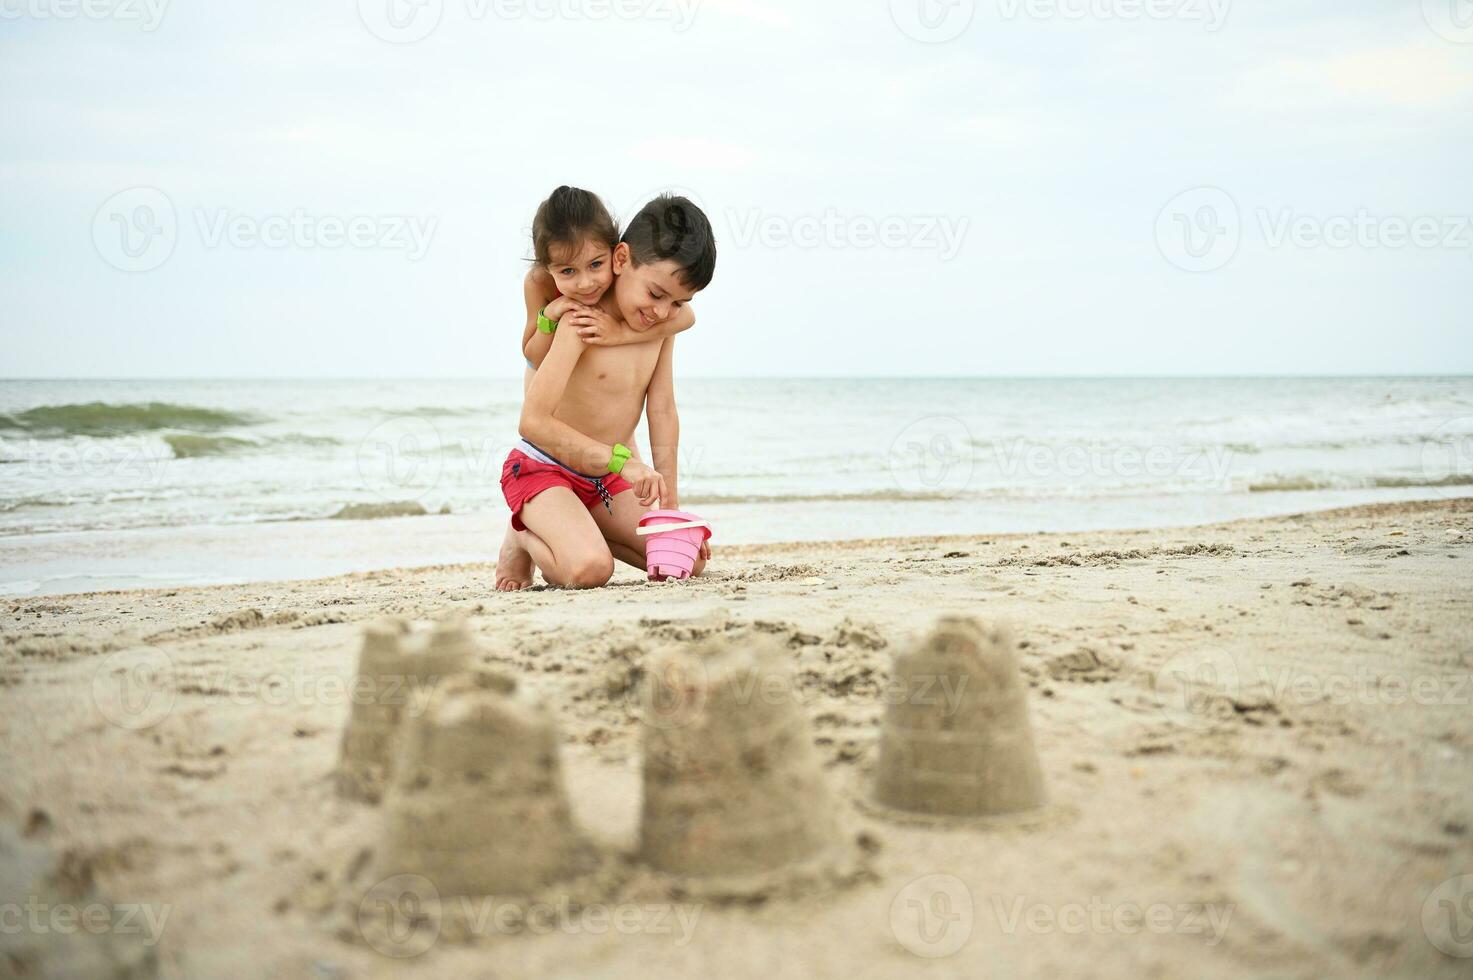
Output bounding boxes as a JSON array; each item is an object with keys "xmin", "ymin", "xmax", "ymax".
[
  {"xmin": 376, "ymin": 671, "xmax": 585, "ymax": 896},
  {"xmin": 336, "ymin": 618, "xmax": 476, "ymax": 802},
  {"xmin": 873, "ymin": 616, "xmax": 1047, "ymax": 818},
  {"xmin": 638, "ymin": 637, "xmax": 840, "ymax": 877}
]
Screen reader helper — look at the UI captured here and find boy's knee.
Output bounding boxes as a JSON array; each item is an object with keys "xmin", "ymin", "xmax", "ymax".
[{"xmin": 566, "ymin": 551, "xmax": 614, "ymax": 588}]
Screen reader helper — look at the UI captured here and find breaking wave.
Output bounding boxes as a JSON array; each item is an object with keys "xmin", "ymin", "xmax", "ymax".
[{"xmin": 0, "ymin": 402, "xmax": 258, "ymax": 438}]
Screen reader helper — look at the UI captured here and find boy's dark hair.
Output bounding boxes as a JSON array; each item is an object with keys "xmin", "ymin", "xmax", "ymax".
[
  {"xmin": 620, "ymin": 194, "xmax": 717, "ymax": 291},
  {"xmin": 531, "ymin": 185, "xmax": 619, "ymax": 266}
]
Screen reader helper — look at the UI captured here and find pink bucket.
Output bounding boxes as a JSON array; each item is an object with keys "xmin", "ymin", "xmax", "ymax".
[{"xmin": 638, "ymin": 510, "xmax": 712, "ymax": 581}]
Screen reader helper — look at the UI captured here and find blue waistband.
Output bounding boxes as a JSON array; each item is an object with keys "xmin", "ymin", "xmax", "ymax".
[{"xmin": 517, "ymin": 438, "xmax": 604, "ymax": 481}]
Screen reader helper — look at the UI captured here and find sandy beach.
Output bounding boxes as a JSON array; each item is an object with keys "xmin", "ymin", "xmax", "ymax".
[{"xmin": 3, "ymin": 498, "xmax": 1472, "ymax": 978}]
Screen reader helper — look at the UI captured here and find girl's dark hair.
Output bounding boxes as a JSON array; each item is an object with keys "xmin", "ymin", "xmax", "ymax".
[
  {"xmin": 531, "ymin": 185, "xmax": 619, "ymax": 266},
  {"xmin": 620, "ymin": 193, "xmax": 717, "ymax": 291}
]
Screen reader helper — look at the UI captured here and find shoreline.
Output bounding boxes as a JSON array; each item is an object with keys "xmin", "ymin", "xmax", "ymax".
[
  {"xmin": 3, "ymin": 490, "xmax": 1470, "ymax": 598},
  {"xmin": 3, "ymin": 496, "xmax": 1470, "ymax": 977}
]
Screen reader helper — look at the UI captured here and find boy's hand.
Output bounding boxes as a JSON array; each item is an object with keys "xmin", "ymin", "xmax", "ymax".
[
  {"xmin": 565, "ymin": 307, "xmax": 628, "ymax": 346},
  {"xmin": 620, "ymin": 459, "xmax": 666, "ymax": 508}
]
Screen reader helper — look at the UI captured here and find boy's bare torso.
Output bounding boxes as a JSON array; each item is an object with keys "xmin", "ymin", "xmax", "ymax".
[{"xmin": 551, "ymin": 313, "xmax": 663, "ymax": 450}]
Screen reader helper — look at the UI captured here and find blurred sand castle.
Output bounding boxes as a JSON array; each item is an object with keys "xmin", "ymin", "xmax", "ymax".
[
  {"xmin": 336, "ymin": 618, "xmax": 475, "ymax": 802},
  {"xmin": 376, "ymin": 671, "xmax": 585, "ymax": 896},
  {"xmin": 638, "ymin": 637, "xmax": 839, "ymax": 877},
  {"xmin": 874, "ymin": 616, "xmax": 1046, "ymax": 817}
]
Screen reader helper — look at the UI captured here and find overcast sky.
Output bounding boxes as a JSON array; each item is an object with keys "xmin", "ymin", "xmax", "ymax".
[{"xmin": 2, "ymin": 0, "xmax": 1470, "ymax": 378}]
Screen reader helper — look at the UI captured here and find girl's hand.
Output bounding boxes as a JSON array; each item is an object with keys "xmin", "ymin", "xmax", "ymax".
[
  {"xmin": 544, "ymin": 296, "xmax": 579, "ymax": 321},
  {"xmin": 565, "ymin": 307, "xmax": 625, "ymax": 345},
  {"xmin": 620, "ymin": 459, "xmax": 666, "ymax": 508}
]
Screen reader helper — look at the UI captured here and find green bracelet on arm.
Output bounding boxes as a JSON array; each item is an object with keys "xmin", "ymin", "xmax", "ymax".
[
  {"xmin": 537, "ymin": 308, "xmax": 557, "ymax": 334},
  {"xmin": 607, "ymin": 443, "xmax": 631, "ymax": 474}
]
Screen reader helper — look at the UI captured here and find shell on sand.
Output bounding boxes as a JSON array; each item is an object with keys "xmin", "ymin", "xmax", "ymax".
[
  {"xmin": 874, "ymin": 615, "xmax": 1047, "ymax": 818},
  {"xmin": 336, "ymin": 618, "xmax": 475, "ymax": 803},
  {"xmin": 377, "ymin": 672, "xmax": 584, "ymax": 897},
  {"xmin": 639, "ymin": 636, "xmax": 840, "ymax": 877}
]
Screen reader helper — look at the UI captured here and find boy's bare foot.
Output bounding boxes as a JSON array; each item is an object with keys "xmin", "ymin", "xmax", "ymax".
[{"xmin": 495, "ymin": 524, "xmax": 535, "ymax": 591}]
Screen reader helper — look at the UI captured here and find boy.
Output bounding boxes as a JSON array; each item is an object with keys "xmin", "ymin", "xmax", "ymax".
[{"xmin": 500, "ymin": 195, "xmax": 716, "ymax": 588}]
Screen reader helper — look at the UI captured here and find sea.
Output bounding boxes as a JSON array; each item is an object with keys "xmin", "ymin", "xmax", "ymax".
[{"xmin": 2, "ymin": 377, "xmax": 1470, "ymax": 596}]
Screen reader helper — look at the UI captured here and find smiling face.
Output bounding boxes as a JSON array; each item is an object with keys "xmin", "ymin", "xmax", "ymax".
[
  {"xmin": 545, "ymin": 238, "xmax": 614, "ymax": 306},
  {"xmin": 609, "ymin": 243, "xmax": 696, "ymax": 332}
]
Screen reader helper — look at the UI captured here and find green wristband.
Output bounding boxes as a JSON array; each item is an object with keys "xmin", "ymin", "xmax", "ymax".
[
  {"xmin": 607, "ymin": 443, "xmax": 631, "ymax": 475},
  {"xmin": 537, "ymin": 308, "xmax": 557, "ymax": 334}
]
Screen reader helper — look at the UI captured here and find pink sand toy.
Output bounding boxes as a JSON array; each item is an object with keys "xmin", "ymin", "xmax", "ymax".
[{"xmin": 637, "ymin": 510, "xmax": 712, "ymax": 581}]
